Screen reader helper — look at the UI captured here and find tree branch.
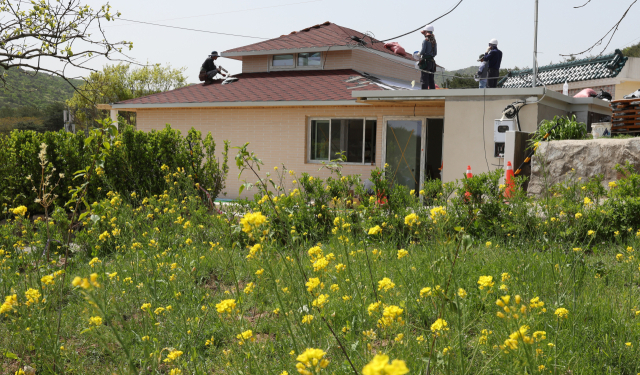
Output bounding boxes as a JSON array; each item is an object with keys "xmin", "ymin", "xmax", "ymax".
[{"xmin": 561, "ymin": 0, "xmax": 638, "ymax": 57}]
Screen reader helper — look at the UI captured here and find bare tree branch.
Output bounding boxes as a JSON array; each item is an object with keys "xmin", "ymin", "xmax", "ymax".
[
  {"xmin": 561, "ymin": 0, "xmax": 638, "ymax": 57},
  {"xmin": 0, "ymin": 0, "xmax": 135, "ymax": 101}
]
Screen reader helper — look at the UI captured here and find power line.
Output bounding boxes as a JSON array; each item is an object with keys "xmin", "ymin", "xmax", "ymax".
[
  {"xmin": 560, "ymin": 0, "xmax": 638, "ymax": 57},
  {"xmin": 115, "ymin": 18, "xmax": 269, "ymax": 39},
  {"xmin": 110, "ymin": 0, "xmax": 322, "ymax": 28},
  {"xmin": 374, "ymin": 0, "xmax": 465, "ymax": 43}
]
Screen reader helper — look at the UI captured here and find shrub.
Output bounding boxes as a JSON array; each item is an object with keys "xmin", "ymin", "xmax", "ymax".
[
  {"xmin": 529, "ymin": 115, "xmax": 588, "ymax": 146},
  {"xmin": 0, "ymin": 124, "xmax": 229, "ymax": 212}
]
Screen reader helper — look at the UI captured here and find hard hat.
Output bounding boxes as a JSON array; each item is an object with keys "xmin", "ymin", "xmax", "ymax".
[
  {"xmin": 489, "ymin": 38, "xmax": 498, "ymax": 45},
  {"xmin": 422, "ymin": 25, "xmax": 434, "ymax": 33},
  {"xmin": 209, "ymin": 51, "xmax": 220, "ymax": 57}
]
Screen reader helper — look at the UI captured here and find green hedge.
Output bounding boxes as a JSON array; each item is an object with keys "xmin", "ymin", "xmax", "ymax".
[{"xmin": 0, "ymin": 124, "xmax": 228, "ymax": 213}]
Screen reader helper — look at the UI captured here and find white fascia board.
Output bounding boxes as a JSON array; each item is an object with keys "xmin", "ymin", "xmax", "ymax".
[
  {"xmin": 112, "ymin": 100, "xmax": 362, "ymax": 110},
  {"xmin": 222, "ymin": 46, "xmax": 352, "ymax": 57},
  {"xmin": 221, "ymin": 45, "xmax": 417, "ymax": 66},
  {"xmin": 352, "ymin": 87, "xmax": 547, "ymax": 99}
]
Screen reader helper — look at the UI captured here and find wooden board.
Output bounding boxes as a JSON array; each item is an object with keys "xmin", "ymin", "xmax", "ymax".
[{"xmin": 611, "ymin": 98, "xmax": 640, "ymax": 104}]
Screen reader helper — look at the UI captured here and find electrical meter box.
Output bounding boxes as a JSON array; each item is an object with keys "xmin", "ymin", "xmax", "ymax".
[{"xmin": 494, "ymin": 120, "xmax": 515, "ymax": 157}]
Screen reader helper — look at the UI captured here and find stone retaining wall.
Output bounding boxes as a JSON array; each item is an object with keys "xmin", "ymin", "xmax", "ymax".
[{"xmin": 528, "ymin": 138, "xmax": 640, "ymax": 196}]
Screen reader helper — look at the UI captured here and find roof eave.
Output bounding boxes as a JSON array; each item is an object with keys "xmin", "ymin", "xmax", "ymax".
[
  {"xmin": 112, "ymin": 100, "xmax": 363, "ymax": 109},
  {"xmin": 222, "ymin": 46, "xmax": 416, "ymax": 63},
  {"xmin": 222, "ymin": 46, "xmax": 352, "ymax": 57}
]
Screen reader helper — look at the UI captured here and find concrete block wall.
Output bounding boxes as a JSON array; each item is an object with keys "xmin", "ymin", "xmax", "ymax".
[{"xmin": 136, "ymin": 104, "xmax": 444, "ymax": 198}]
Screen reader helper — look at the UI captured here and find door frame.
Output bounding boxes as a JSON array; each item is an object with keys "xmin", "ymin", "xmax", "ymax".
[{"xmin": 381, "ymin": 116, "xmax": 444, "ymax": 192}]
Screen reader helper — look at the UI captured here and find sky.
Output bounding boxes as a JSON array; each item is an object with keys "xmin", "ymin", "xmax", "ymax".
[{"xmin": 36, "ymin": 0, "xmax": 640, "ymax": 82}]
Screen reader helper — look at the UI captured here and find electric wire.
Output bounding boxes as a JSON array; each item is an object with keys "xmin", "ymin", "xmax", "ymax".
[
  {"xmin": 560, "ymin": 0, "xmax": 638, "ymax": 57},
  {"xmin": 113, "ymin": 0, "xmax": 322, "ymax": 25},
  {"xmin": 116, "ymin": 18, "xmax": 268, "ymax": 39},
  {"xmin": 374, "ymin": 0, "xmax": 465, "ymax": 43},
  {"xmin": 358, "ymin": 42, "xmax": 509, "ymax": 82}
]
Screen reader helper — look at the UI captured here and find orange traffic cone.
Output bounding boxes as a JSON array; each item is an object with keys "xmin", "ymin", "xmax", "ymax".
[
  {"xmin": 465, "ymin": 165, "xmax": 472, "ymax": 201},
  {"xmin": 505, "ymin": 161, "xmax": 515, "ymax": 198}
]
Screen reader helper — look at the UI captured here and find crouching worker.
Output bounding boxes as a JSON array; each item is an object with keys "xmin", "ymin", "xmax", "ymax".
[
  {"xmin": 419, "ymin": 25, "xmax": 437, "ymax": 90},
  {"xmin": 200, "ymin": 51, "xmax": 227, "ymax": 85}
]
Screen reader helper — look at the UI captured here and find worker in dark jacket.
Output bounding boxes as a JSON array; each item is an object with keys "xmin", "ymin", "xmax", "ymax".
[
  {"xmin": 419, "ymin": 25, "xmax": 437, "ymax": 90},
  {"xmin": 484, "ymin": 39, "xmax": 502, "ymax": 88},
  {"xmin": 200, "ymin": 51, "xmax": 226, "ymax": 85}
]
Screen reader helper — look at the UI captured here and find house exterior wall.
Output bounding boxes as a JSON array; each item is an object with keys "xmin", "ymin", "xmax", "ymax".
[
  {"xmin": 615, "ymin": 81, "xmax": 640, "ymax": 100},
  {"xmin": 441, "ymin": 97, "xmax": 543, "ymax": 183},
  {"xmin": 241, "ymin": 55, "xmax": 269, "ymax": 73},
  {"xmin": 322, "ymin": 50, "xmax": 353, "ymax": 70},
  {"xmin": 136, "ymin": 104, "xmax": 444, "ymax": 198},
  {"xmin": 239, "ymin": 49, "xmax": 419, "ymax": 83}
]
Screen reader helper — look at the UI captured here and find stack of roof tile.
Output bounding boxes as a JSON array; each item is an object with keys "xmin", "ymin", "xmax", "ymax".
[
  {"xmin": 611, "ymin": 99, "xmax": 640, "ymax": 133},
  {"xmin": 500, "ymin": 49, "xmax": 628, "ymax": 88}
]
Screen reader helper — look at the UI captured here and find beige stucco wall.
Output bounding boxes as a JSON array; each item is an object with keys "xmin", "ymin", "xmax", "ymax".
[
  {"xmin": 615, "ymin": 81, "xmax": 640, "ymax": 100},
  {"xmin": 241, "ymin": 56, "xmax": 268, "ymax": 73},
  {"xmin": 441, "ymin": 97, "xmax": 544, "ymax": 183},
  {"xmin": 239, "ymin": 49, "xmax": 419, "ymax": 83},
  {"xmin": 136, "ymin": 104, "xmax": 444, "ymax": 199}
]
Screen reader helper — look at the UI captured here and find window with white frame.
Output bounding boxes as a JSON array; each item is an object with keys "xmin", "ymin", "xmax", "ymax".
[
  {"xmin": 298, "ymin": 52, "xmax": 322, "ymax": 66},
  {"xmin": 309, "ymin": 118, "xmax": 376, "ymax": 164},
  {"xmin": 272, "ymin": 52, "xmax": 322, "ymax": 68}
]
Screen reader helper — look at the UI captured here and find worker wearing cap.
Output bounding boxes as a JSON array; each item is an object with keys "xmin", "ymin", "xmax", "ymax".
[
  {"xmin": 419, "ymin": 25, "xmax": 437, "ymax": 90},
  {"xmin": 484, "ymin": 39, "xmax": 502, "ymax": 88},
  {"xmin": 476, "ymin": 54, "xmax": 489, "ymax": 88},
  {"xmin": 200, "ymin": 51, "xmax": 227, "ymax": 86}
]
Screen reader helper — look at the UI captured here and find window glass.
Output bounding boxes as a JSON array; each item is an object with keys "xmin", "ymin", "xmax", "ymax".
[
  {"xmin": 273, "ymin": 54, "xmax": 294, "ymax": 66},
  {"xmin": 310, "ymin": 119, "xmax": 376, "ymax": 164},
  {"xmin": 310, "ymin": 120, "xmax": 330, "ymax": 160},
  {"xmin": 298, "ymin": 52, "xmax": 322, "ymax": 66},
  {"xmin": 331, "ymin": 119, "xmax": 365, "ymax": 163},
  {"xmin": 364, "ymin": 120, "xmax": 377, "ymax": 163}
]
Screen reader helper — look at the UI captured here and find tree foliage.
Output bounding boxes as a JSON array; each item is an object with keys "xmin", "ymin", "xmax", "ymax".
[
  {"xmin": 67, "ymin": 63, "xmax": 187, "ymax": 129},
  {"xmin": 0, "ymin": 0, "xmax": 132, "ymax": 86},
  {"xmin": 622, "ymin": 42, "xmax": 640, "ymax": 57}
]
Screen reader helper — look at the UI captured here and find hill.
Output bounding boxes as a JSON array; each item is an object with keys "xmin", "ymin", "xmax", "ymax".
[{"xmin": 0, "ymin": 68, "xmax": 83, "ymax": 109}]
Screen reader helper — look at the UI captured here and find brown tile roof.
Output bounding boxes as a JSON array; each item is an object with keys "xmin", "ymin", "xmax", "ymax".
[
  {"xmin": 115, "ymin": 69, "xmax": 387, "ymax": 105},
  {"xmin": 223, "ymin": 21, "xmax": 414, "ymax": 61}
]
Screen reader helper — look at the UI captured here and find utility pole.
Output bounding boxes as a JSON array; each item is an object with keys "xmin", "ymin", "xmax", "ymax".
[{"xmin": 532, "ymin": 0, "xmax": 539, "ymax": 87}]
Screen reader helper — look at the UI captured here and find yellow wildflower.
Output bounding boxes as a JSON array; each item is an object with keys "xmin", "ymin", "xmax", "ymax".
[
  {"xmin": 362, "ymin": 354, "xmax": 409, "ymax": 375},
  {"xmin": 296, "ymin": 348, "xmax": 329, "ymax": 375}
]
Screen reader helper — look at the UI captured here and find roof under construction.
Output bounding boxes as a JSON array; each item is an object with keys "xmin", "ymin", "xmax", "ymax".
[
  {"xmin": 114, "ymin": 69, "xmax": 418, "ymax": 106},
  {"xmin": 222, "ymin": 21, "xmax": 415, "ymax": 61},
  {"xmin": 500, "ymin": 49, "xmax": 629, "ymax": 88}
]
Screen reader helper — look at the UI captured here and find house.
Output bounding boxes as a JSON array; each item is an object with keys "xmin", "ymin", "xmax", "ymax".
[
  {"xmin": 500, "ymin": 49, "xmax": 640, "ymax": 100},
  {"xmin": 109, "ymin": 22, "xmax": 612, "ymax": 198}
]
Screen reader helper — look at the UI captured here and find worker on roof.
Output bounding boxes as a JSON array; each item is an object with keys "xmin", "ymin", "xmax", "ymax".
[
  {"xmin": 476, "ymin": 54, "xmax": 489, "ymax": 88},
  {"xmin": 484, "ymin": 39, "xmax": 502, "ymax": 88},
  {"xmin": 200, "ymin": 51, "xmax": 227, "ymax": 86},
  {"xmin": 418, "ymin": 25, "xmax": 437, "ymax": 90}
]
